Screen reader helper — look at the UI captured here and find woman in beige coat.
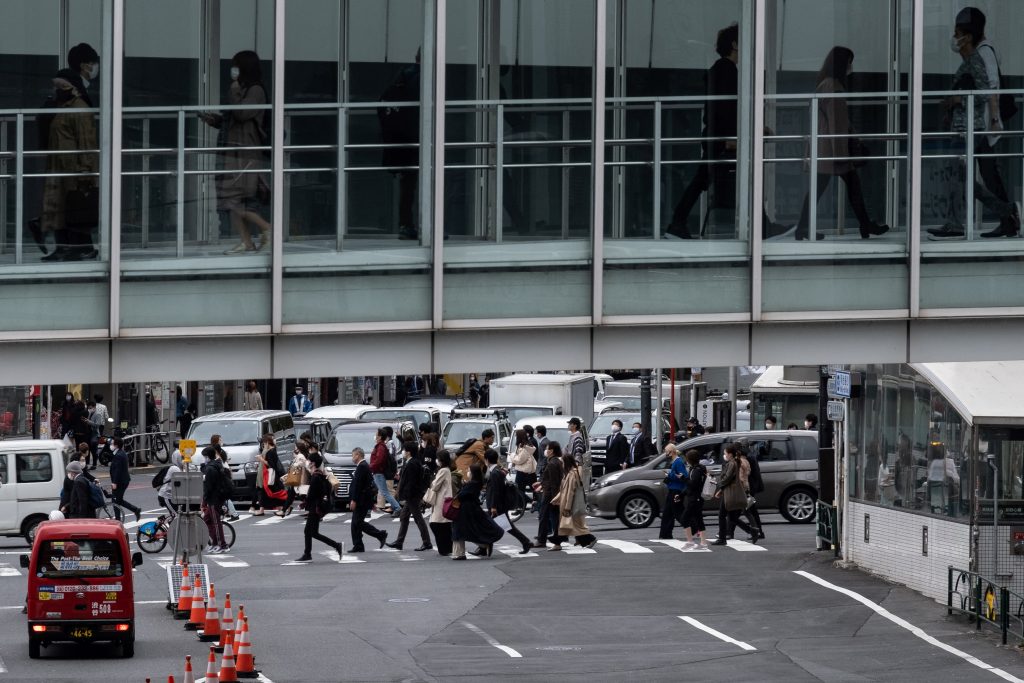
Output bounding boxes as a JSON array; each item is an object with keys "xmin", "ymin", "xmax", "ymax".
[
  {"xmin": 425, "ymin": 450, "xmax": 456, "ymax": 556},
  {"xmin": 711, "ymin": 444, "xmax": 759, "ymax": 545},
  {"xmin": 795, "ymin": 46, "xmax": 889, "ymax": 241},
  {"xmin": 200, "ymin": 50, "xmax": 272, "ymax": 254},
  {"xmin": 552, "ymin": 453, "xmax": 597, "ymax": 549}
]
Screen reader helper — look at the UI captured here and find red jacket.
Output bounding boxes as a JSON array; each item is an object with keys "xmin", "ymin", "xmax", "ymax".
[{"xmin": 369, "ymin": 442, "xmax": 388, "ymax": 474}]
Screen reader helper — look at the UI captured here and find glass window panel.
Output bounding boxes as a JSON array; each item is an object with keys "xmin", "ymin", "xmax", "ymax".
[
  {"xmin": 602, "ymin": 0, "xmax": 751, "ymax": 317},
  {"xmin": 443, "ymin": 0, "xmax": 594, "ymax": 321},
  {"xmin": 919, "ymin": 0, "xmax": 1024, "ymax": 310},
  {"xmin": 281, "ymin": 0, "xmax": 431, "ymax": 326},
  {"xmin": 762, "ymin": 0, "xmax": 910, "ymax": 313},
  {"xmin": 121, "ymin": 0, "xmax": 274, "ymax": 329},
  {"xmin": 0, "ymin": 0, "xmax": 108, "ymax": 331}
]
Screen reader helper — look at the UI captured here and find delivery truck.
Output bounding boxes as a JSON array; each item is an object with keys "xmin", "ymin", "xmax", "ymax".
[{"xmin": 488, "ymin": 374, "xmax": 595, "ymax": 428}]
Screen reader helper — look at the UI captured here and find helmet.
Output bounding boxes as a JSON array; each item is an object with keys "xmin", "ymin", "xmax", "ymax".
[{"xmin": 48, "ymin": 510, "xmax": 65, "ymax": 521}]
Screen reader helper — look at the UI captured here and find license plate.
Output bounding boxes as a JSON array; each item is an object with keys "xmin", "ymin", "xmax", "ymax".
[{"xmin": 69, "ymin": 627, "xmax": 93, "ymax": 639}]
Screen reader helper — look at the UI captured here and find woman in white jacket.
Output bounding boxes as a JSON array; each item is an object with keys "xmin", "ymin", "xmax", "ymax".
[
  {"xmin": 425, "ymin": 450, "xmax": 457, "ymax": 556},
  {"xmin": 509, "ymin": 430, "xmax": 537, "ymax": 497}
]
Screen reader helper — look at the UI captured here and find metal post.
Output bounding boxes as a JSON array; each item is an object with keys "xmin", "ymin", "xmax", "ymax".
[
  {"xmin": 561, "ymin": 109, "xmax": 571, "ymax": 241},
  {"xmin": 729, "ymin": 366, "xmax": 737, "ymax": 432},
  {"xmin": 989, "ymin": 456, "xmax": 999, "ymax": 577},
  {"xmin": 14, "ymin": 114, "xmax": 23, "ymax": 266},
  {"xmin": 975, "ymin": 577, "xmax": 983, "ymax": 629},
  {"xmin": 809, "ymin": 99, "xmax": 818, "ymax": 240},
  {"xmin": 0, "ymin": 120, "xmax": 7, "ymax": 256},
  {"xmin": 947, "ymin": 566, "xmax": 953, "ymax": 615},
  {"xmin": 654, "ymin": 368, "xmax": 663, "ymax": 441},
  {"xmin": 335, "ymin": 108, "xmax": 347, "ymax": 251},
  {"xmin": 966, "ymin": 95, "xmax": 975, "ymax": 240},
  {"xmin": 652, "ymin": 101, "xmax": 662, "ymax": 239},
  {"xmin": 496, "ymin": 103, "xmax": 504, "ymax": 244},
  {"xmin": 175, "ymin": 110, "xmax": 185, "ymax": 259},
  {"xmin": 639, "ymin": 371, "xmax": 652, "ymax": 442},
  {"xmin": 141, "ymin": 117, "xmax": 150, "ymax": 248},
  {"xmin": 1000, "ymin": 587, "xmax": 1009, "ymax": 645}
]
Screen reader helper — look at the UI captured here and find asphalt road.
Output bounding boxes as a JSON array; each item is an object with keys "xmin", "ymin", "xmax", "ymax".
[{"xmin": 0, "ymin": 469, "xmax": 1019, "ymax": 682}]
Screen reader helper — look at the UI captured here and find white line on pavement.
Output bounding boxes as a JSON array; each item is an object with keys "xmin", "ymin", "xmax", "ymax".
[
  {"xmin": 794, "ymin": 570, "xmax": 1024, "ymax": 683},
  {"xmin": 0, "ymin": 653, "xmax": 8, "ymax": 673},
  {"xmin": 678, "ymin": 616, "xmax": 756, "ymax": 651},
  {"xmin": 0, "ymin": 564, "xmax": 20, "ymax": 577},
  {"xmin": 199, "ymin": 673, "xmax": 274, "ymax": 683},
  {"xmin": 462, "ymin": 621, "xmax": 522, "ymax": 658},
  {"xmin": 597, "ymin": 539, "xmax": 653, "ymax": 554},
  {"xmin": 725, "ymin": 539, "xmax": 766, "ymax": 552},
  {"xmin": 253, "ymin": 516, "xmax": 286, "ymax": 526},
  {"xmin": 651, "ymin": 539, "xmax": 710, "ymax": 552},
  {"xmin": 560, "ymin": 546, "xmax": 596, "ymax": 555},
  {"xmin": 496, "ymin": 545, "xmax": 538, "ymax": 558}
]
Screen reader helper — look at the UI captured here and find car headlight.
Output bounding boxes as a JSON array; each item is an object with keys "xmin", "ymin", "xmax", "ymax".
[
  {"xmin": 243, "ymin": 462, "xmax": 257, "ymax": 474},
  {"xmin": 592, "ymin": 472, "xmax": 623, "ymax": 489}
]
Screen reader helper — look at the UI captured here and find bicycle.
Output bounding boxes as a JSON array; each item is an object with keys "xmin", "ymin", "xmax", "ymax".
[{"xmin": 136, "ymin": 511, "xmax": 235, "ymax": 554}]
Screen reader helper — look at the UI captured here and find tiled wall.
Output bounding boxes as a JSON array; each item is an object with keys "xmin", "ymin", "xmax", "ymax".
[{"xmin": 846, "ymin": 501, "xmax": 971, "ymax": 602}]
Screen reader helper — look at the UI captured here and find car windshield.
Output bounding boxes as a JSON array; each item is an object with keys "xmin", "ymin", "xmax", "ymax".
[
  {"xmin": 542, "ymin": 428, "xmax": 572, "ymax": 451},
  {"xmin": 607, "ymin": 397, "xmax": 642, "ymax": 410},
  {"xmin": 325, "ymin": 428, "xmax": 381, "ymax": 455},
  {"xmin": 442, "ymin": 421, "xmax": 491, "ymax": 446},
  {"xmin": 37, "ymin": 539, "xmax": 123, "ymax": 578},
  {"xmin": 188, "ymin": 420, "xmax": 260, "ymax": 446},
  {"xmin": 589, "ymin": 415, "xmax": 637, "ymax": 437},
  {"xmin": 362, "ymin": 410, "xmax": 429, "ymax": 429},
  {"xmin": 501, "ymin": 407, "xmax": 553, "ymax": 425}
]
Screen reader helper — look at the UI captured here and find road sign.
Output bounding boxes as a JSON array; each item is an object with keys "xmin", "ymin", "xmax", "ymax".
[
  {"xmin": 827, "ymin": 400, "xmax": 845, "ymax": 421},
  {"xmin": 178, "ymin": 438, "xmax": 196, "ymax": 462},
  {"xmin": 833, "ymin": 371, "xmax": 851, "ymax": 398},
  {"xmin": 826, "ymin": 378, "xmax": 838, "ymax": 398}
]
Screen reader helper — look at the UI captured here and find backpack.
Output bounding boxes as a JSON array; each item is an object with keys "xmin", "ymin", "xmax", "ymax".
[
  {"xmin": 151, "ymin": 465, "xmax": 171, "ymax": 489},
  {"xmin": 88, "ymin": 480, "xmax": 105, "ymax": 509},
  {"xmin": 383, "ymin": 449, "xmax": 398, "ymax": 479},
  {"xmin": 501, "ymin": 479, "xmax": 524, "ymax": 513}
]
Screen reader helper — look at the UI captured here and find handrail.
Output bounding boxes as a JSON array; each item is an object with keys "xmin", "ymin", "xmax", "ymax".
[{"xmin": 947, "ymin": 566, "xmax": 1024, "ymax": 645}]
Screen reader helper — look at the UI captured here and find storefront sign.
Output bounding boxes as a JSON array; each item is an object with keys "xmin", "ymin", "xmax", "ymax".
[
  {"xmin": 826, "ymin": 400, "xmax": 845, "ymax": 421},
  {"xmin": 978, "ymin": 501, "xmax": 1024, "ymax": 523},
  {"xmin": 832, "ymin": 371, "xmax": 851, "ymax": 398}
]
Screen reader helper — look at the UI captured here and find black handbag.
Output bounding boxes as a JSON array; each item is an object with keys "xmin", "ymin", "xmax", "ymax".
[{"xmin": 65, "ymin": 189, "xmax": 99, "ymax": 230}]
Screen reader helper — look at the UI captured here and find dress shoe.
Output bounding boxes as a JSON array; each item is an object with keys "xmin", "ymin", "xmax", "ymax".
[
  {"xmin": 378, "ymin": 531, "xmax": 388, "ymax": 550},
  {"xmin": 349, "ymin": 546, "xmax": 366, "ymax": 553},
  {"xmin": 519, "ymin": 542, "xmax": 532, "ymax": 555},
  {"xmin": 749, "ymin": 534, "xmax": 759, "ymax": 545},
  {"xmin": 294, "ymin": 555, "xmax": 312, "ymax": 563},
  {"xmin": 470, "ymin": 547, "xmax": 487, "ymax": 557},
  {"xmin": 414, "ymin": 543, "xmax": 433, "ymax": 552},
  {"xmin": 982, "ymin": 213, "xmax": 1021, "ymax": 238},
  {"xmin": 452, "ymin": 555, "xmax": 467, "ymax": 561},
  {"xmin": 710, "ymin": 539, "xmax": 728, "ymax": 546},
  {"xmin": 859, "ymin": 222, "xmax": 890, "ymax": 239}
]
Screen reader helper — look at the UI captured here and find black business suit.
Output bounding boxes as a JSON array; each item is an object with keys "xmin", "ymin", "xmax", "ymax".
[
  {"xmin": 486, "ymin": 465, "xmax": 530, "ymax": 549},
  {"xmin": 605, "ymin": 432, "xmax": 630, "ymax": 473},
  {"xmin": 350, "ymin": 460, "xmax": 385, "ymax": 551}
]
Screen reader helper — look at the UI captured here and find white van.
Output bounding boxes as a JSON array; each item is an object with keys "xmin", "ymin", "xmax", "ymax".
[
  {"xmin": 304, "ymin": 405, "xmax": 377, "ymax": 429},
  {"xmin": 0, "ymin": 439, "xmax": 69, "ymax": 542}
]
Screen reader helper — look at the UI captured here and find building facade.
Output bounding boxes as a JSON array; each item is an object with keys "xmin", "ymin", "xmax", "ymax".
[{"xmin": 1, "ymin": 0, "xmax": 1024, "ymax": 386}]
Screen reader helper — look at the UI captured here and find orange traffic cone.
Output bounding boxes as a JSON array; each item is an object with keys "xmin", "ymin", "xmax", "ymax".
[
  {"xmin": 215, "ymin": 592, "xmax": 234, "ymax": 653},
  {"xmin": 175, "ymin": 565, "xmax": 192, "ymax": 619},
  {"xmin": 233, "ymin": 604, "xmax": 245, "ymax": 637},
  {"xmin": 236, "ymin": 615, "xmax": 258, "ymax": 678},
  {"xmin": 204, "ymin": 645, "xmax": 220, "ymax": 682},
  {"xmin": 198, "ymin": 583, "xmax": 222, "ymax": 642},
  {"xmin": 184, "ymin": 576, "xmax": 206, "ymax": 631},
  {"xmin": 218, "ymin": 640, "xmax": 238, "ymax": 682},
  {"xmin": 182, "ymin": 654, "xmax": 195, "ymax": 683}
]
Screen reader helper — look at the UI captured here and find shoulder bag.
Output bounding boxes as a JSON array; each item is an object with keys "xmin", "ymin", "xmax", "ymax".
[
  {"xmin": 441, "ymin": 496, "xmax": 461, "ymax": 521},
  {"xmin": 700, "ymin": 469, "xmax": 717, "ymax": 501}
]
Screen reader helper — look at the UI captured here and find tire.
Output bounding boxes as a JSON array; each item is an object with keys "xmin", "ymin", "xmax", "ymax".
[
  {"xmin": 779, "ymin": 487, "xmax": 817, "ymax": 524},
  {"xmin": 98, "ymin": 447, "xmax": 111, "ymax": 467},
  {"xmin": 122, "ymin": 637, "xmax": 134, "ymax": 658},
  {"xmin": 220, "ymin": 521, "xmax": 236, "ymax": 550},
  {"xmin": 152, "ymin": 437, "xmax": 169, "ymax": 464},
  {"xmin": 28, "ymin": 639, "xmax": 40, "ymax": 659},
  {"xmin": 617, "ymin": 491, "xmax": 657, "ymax": 529},
  {"xmin": 22, "ymin": 514, "xmax": 47, "ymax": 545},
  {"xmin": 136, "ymin": 522, "xmax": 167, "ymax": 554}
]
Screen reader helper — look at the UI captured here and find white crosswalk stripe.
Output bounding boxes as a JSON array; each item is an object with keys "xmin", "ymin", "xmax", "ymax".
[
  {"xmin": 209, "ymin": 555, "xmax": 249, "ymax": 568},
  {"xmin": 495, "ymin": 545, "xmax": 539, "ymax": 558},
  {"xmin": 0, "ymin": 563, "xmax": 20, "ymax": 577},
  {"xmin": 253, "ymin": 515, "xmax": 287, "ymax": 526},
  {"xmin": 596, "ymin": 539, "xmax": 653, "ymax": 554},
  {"xmin": 725, "ymin": 539, "xmax": 766, "ymax": 552},
  {"xmin": 651, "ymin": 539, "xmax": 712, "ymax": 552}
]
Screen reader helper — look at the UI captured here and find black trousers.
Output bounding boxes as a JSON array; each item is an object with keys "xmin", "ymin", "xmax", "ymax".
[
  {"xmin": 797, "ymin": 169, "xmax": 871, "ymax": 235},
  {"xmin": 351, "ymin": 504, "xmax": 384, "ymax": 551},
  {"xmin": 398, "ymin": 171, "xmax": 417, "ymax": 230},
  {"xmin": 303, "ymin": 513, "xmax": 339, "ymax": 556},
  {"xmin": 394, "ymin": 495, "xmax": 430, "ymax": 545},
  {"xmin": 745, "ymin": 502, "xmax": 763, "ymax": 537},
  {"xmin": 429, "ymin": 521, "xmax": 453, "ymax": 555},
  {"xmin": 659, "ymin": 490, "xmax": 684, "ymax": 539},
  {"xmin": 716, "ymin": 498, "xmax": 754, "ymax": 540},
  {"xmin": 111, "ymin": 487, "xmax": 141, "ymax": 520},
  {"xmin": 499, "ymin": 513, "xmax": 531, "ymax": 548}
]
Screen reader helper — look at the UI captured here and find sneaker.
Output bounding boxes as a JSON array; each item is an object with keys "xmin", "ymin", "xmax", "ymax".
[
  {"xmin": 294, "ymin": 555, "xmax": 313, "ymax": 563},
  {"xmin": 208, "ymin": 546, "xmax": 221, "ymax": 554},
  {"xmin": 548, "ymin": 545, "xmax": 562, "ymax": 552}
]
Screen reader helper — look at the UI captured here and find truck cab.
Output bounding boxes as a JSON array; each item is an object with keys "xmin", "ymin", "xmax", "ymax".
[{"xmin": 22, "ymin": 519, "xmax": 143, "ymax": 659}]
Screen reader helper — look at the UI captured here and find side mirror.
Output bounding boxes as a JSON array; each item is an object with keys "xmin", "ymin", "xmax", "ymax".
[
  {"xmin": 596, "ymin": 390, "xmax": 605, "ymax": 400},
  {"xmin": 131, "ymin": 551, "xmax": 143, "ymax": 568},
  {"xmin": 19, "ymin": 554, "xmax": 29, "ymax": 568}
]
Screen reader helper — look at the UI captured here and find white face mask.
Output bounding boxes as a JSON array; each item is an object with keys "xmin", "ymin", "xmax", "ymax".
[
  {"xmin": 88, "ymin": 63, "xmax": 99, "ymax": 79},
  {"xmin": 951, "ymin": 35, "xmax": 964, "ymax": 52},
  {"xmin": 230, "ymin": 67, "xmax": 240, "ymax": 81},
  {"xmin": 631, "ymin": 427, "xmax": 640, "ymax": 435},
  {"xmin": 610, "ymin": 425, "xmax": 620, "ymax": 434}
]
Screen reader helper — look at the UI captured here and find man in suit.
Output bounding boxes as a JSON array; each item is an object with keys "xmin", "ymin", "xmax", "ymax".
[
  {"xmin": 604, "ymin": 419, "xmax": 630, "ymax": 474},
  {"xmin": 629, "ymin": 421, "xmax": 654, "ymax": 467},
  {"xmin": 534, "ymin": 425, "xmax": 550, "ymax": 476},
  {"xmin": 348, "ymin": 447, "xmax": 387, "ymax": 552},
  {"xmin": 483, "ymin": 450, "xmax": 531, "ymax": 554},
  {"xmin": 109, "ymin": 438, "xmax": 141, "ymax": 522}
]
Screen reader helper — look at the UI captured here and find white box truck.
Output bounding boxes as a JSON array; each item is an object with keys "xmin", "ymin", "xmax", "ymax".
[{"xmin": 488, "ymin": 374, "xmax": 595, "ymax": 427}]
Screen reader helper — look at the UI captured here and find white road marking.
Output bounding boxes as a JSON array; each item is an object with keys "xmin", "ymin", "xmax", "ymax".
[
  {"xmin": 317, "ymin": 549, "xmax": 364, "ymax": 564},
  {"xmin": 794, "ymin": 571, "xmax": 1024, "ymax": 683},
  {"xmin": 560, "ymin": 546, "xmax": 597, "ymax": 555},
  {"xmin": 0, "ymin": 653, "xmax": 8, "ymax": 673},
  {"xmin": 120, "ymin": 518, "xmax": 157, "ymax": 530},
  {"xmin": 322, "ymin": 513, "xmax": 341, "ymax": 522},
  {"xmin": 496, "ymin": 545, "xmax": 538, "ymax": 558},
  {"xmin": 597, "ymin": 539, "xmax": 653, "ymax": 554},
  {"xmin": 725, "ymin": 539, "xmax": 766, "ymax": 552},
  {"xmin": 199, "ymin": 673, "xmax": 274, "ymax": 683},
  {"xmin": 399, "ymin": 557, "xmax": 422, "ymax": 561},
  {"xmin": 210, "ymin": 559, "xmax": 249, "ymax": 568},
  {"xmin": 651, "ymin": 539, "xmax": 703, "ymax": 552},
  {"xmin": 0, "ymin": 564, "xmax": 20, "ymax": 577},
  {"xmin": 259, "ymin": 552, "xmax": 289, "ymax": 556},
  {"xmin": 679, "ymin": 616, "xmax": 756, "ymax": 651},
  {"xmin": 253, "ymin": 515, "xmax": 286, "ymax": 526},
  {"xmin": 462, "ymin": 621, "xmax": 522, "ymax": 658},
  {"xmin": 230, "ymin": 514, "xmax": 253, "ymax": 523}
]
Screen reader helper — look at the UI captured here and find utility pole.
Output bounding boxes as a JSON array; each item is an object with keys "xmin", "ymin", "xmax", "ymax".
[{"xmin": 639, "ymin": 370, "xmax": 652, "ymax": 441}]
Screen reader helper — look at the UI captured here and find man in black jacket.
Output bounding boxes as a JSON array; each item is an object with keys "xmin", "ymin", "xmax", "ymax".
[
  {"xmin": 484, "ymin": 450, "xmax": 531, "ymax": 554},
  {"xmin": 629, "ymin": 422, "xmax": 655, "ymax": 466},
  {"xmin": 109, "ymin": 438, "xmax": 141, "ymax": 522},
  {"xmin": 737, "ymin": 440, "xmax": 766, "ymax": 539},
  {"xmin": 387, "ymin": 442, "xmax": 432, "ymax": 551},
  {"xmin": 203, "ymin": 457, "xmax": 230, "ymax": 553},
  {"xmin": 65, "ymin": 461, "xmax": 95, "ymax": 519},
  {"xmin": 349, "ymin": 447, "xmax": 387, "ymax": 553},
  {"xmin": 604, "ymin": 419, "xmax": 630, "ymax": 474}
]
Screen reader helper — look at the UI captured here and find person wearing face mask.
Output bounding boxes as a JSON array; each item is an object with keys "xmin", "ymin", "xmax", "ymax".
[
  {"xmin": 764, "ymin": 415, "xmax": 777, "ymax": 431},
  {"xmin": 294, "ymin": 452, "xmax": 344, "ymax": 563},
  {"xmin": 603, "ymin": 419, "xmax": 630, "ymax": 474},
  {"xmin": 59, "ymin": 392, "xmax": 76, "ymax": 439},
  {"xmin": 629, "ymin": 421, "xmax": 654, "ymax": 467},
  {"xmin": 804, "ymin": 414, "xmax": 818, "ymax": 431},
  {"xmin": 795, "ymin": 46, "xmax": 889, "ymax": 241},
  {"xmin": 40, "ymin": 43, "xmax": 100, "ymax": 262},
  {"xmin": 288, "ymin": 385, "xmax": 312, "ymax": 416},
  {"xmin": 658, "ymin": 445, "xmax": 688, "ymax": 540},
  {"xmin": 199, "ymin": 50, "xmax": 273, "ymax": 254}
]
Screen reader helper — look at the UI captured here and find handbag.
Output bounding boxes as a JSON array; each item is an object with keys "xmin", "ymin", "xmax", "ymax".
[
  {"xmin": 746, "ymin": 493, "xmax": 757, "ymax": 509},
  {"xmin": 441, "ymin": 496, "xmax": 461, "ymax": 521},
  {"xmin": 700, "ymin": 470, "xmax": 717, "ymax": 501},
  {"xmin": 282, "ymin": 466, "xmax": 302, "ymax": 488},
  {"xmin": 570, "ymin": 484, "xmax": 587, "ymax": 518}
]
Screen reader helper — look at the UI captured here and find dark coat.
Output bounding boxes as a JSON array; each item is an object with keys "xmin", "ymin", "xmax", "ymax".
[
  {"xmin": 307, "ymin": 470, "xmax": 331, "ymax": 518},
  {"xmin": 263, "ymin": 448, "xmax": 285, "ymax": 493},
  {"xmin": 68, "ymin": 475, "xmax": 95, "ymax": 519},
  {"xmin": 629, "ymin": 432, "xmax": 655, "ymax": 465},
  {"xmin": 350, "ymin": 460, "xmax": 375, "ymax": 508},
  {"xmin": 540, "ymin": 457, "xmax": 564, "ymax": 503},
  {"xmin": 109, "ymin": 449, "xmax": 130, "ymax": 488},
  {"xmin": 451, "ymin": 480, "xmax": 503, "ymax": 545},
  {"xmin": 485, "ymin": 466, "xmax": 507, "ymax": 514},
  {"xmin": 203, "ymin": 459, "xmax": 229, "ymax": 507},
  {"xmin": 685, "ymin": 464, "xmax": 707, "ymax": 503},
  {"xmin": 747, "ymin": 454, "xmax": 764, "ymax": 495},
  {"xmin": 605, "ymin": 432, "xmax": 630, "ymax": 471},
  {"xmin": 397, "ymin": 457, "xmax": 425, "ymax": 502}
]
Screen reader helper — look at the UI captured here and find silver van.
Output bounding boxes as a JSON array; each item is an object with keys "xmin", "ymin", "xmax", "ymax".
[
  {"xmin": 587, "ymin": 429, "xmax": 819, "ymax": 528},
  {"xmin": 179, "ymin": 410, "xmax": 296, "ymax": 500}
]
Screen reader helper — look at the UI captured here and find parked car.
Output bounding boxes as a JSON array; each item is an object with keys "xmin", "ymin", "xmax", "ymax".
[
  {"xmin": 587, "ymin": 429, "xmax": 819, "ymax": 528},
  {"xmin": 0, "ymin": 439, "xmax": 70, "ymax": 542},
  {"xmin": 588, "ymin": 412, "xmax": 671, "ymax": 477},
  {"xmin": 321, "ymin": 420, "xmax": 413, "ymax": 503},
  {"xmin": 361, "ymin": 407, "xmax": 440, "ymax": 431},
  {"xmin": 440, "ymin": 409, "xmax": 512, "ymax": 461},
  {"xmin": 177, "ymin": 410, "xmax": 296, "ymax": 501},
  {"xmin": 303, "ymin": 405, "xmax": 377, "ymax": 429},
  {"xmin": 292, "ymin": 417, "xmax": 333, "ymax": 451}
]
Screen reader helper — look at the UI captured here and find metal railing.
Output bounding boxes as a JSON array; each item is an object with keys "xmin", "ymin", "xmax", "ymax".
[{"xmin": 947, "ymin": 566, "xmax": 1024, "ymax": 645}]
